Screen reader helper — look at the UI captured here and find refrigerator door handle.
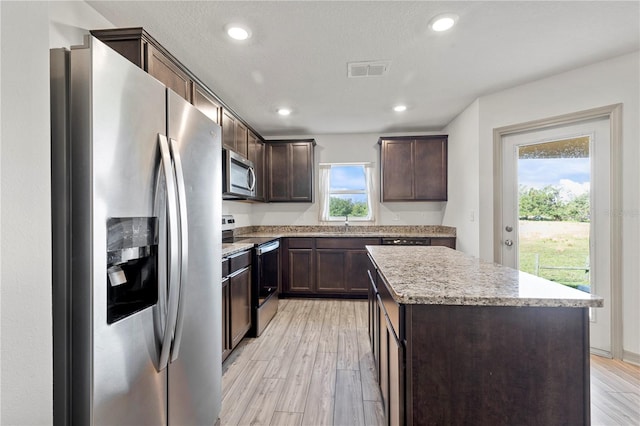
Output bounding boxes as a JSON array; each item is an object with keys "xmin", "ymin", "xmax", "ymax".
[
  {"xmin": 169, "ymin": 138, "xmax": 189, "ymax": 362},
  {"xmin": 158, "ymin": 134, "xmax": 181, "ymax": 371}
]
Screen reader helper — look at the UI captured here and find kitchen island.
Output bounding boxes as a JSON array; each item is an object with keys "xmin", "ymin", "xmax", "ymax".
[{"xmin": 366, "ymin": 245, "xmax": 603, "ymax": 426}]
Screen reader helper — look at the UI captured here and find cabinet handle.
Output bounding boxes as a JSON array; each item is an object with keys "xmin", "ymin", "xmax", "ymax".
[{"xmin": 228, "ymin": 265, "xmax": 250, "ymax": 279}]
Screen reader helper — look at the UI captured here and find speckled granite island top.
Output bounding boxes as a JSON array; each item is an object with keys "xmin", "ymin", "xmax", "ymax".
[{"xmin": 366, "ymin": 245, "xmax": 603, "ymax": 308}]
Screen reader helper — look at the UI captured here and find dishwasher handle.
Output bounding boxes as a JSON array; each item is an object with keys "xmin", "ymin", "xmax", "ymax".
[{"xmin": 256, "ymin": 240, "xmax": 280, "ymax": 255}]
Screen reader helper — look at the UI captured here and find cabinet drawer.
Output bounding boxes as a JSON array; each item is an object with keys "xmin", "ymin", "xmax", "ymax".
[
  {"xmin": 221, "ymin": 257, "xmax": 230, "ymax": 278},
  {"xmin": 430, "ymin": 237, "xmax": 456, "ymax": 249},
  {"xmin": 287, "ymin": 238, "xmax": 314, "ymax": 249},
  {"xmin": 228, "ymin": 250, "xmax": 251, "ymax": 273},
  {"xmin": 316, "ymin": 237, "xmax": 380, "ymax": 249},
  {"xmin": 377, "ymin": 270, "xmax": 404, "ymax": 340}
]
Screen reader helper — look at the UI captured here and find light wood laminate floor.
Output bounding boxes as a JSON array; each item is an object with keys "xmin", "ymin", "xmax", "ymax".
[{"xmin": 221, "ymin": 299, "xmax": 640, "ymax": 426}]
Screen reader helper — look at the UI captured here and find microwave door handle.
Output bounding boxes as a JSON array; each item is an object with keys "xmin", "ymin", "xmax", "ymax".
[
  {"xmin": 248, "ymin": 166, "xmax": 256, "ymax": 191},
  {"xmin": 169, "ymin": 138, "xmax": 189, "ymax": 362},
  {"xmin": 157, "ymin": 134, "xmax": 180, "ymax": 371}
]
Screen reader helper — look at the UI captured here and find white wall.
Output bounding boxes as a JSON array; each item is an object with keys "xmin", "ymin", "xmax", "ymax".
[
  {"xmin": 465, "ymin": 51, "xmax": 639, "ymax": 357},
  {"xmin": 236, "ymin": 132, "xmax": 448, "ymax": 227},
  {"xmin": 442, "ymin": 99, "xmax": 480, "ymax": 256},
  {"xmin": 0, "ymin": 2, "xmax": 112, "ymax": 424}
]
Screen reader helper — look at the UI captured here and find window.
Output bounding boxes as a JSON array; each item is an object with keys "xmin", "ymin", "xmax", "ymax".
[{"xmin": 319, "ymin": 163, "xmax": 375, "ymax": 221}]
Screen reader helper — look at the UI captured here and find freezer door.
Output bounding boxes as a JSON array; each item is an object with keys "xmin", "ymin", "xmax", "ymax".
[
  {"xmin": 70, "ymin": 38, "xmax": 168, "ymax": 425},
  {"xmin": 167, "ymin": 90, "xmax": 222, "ymax": 425}
]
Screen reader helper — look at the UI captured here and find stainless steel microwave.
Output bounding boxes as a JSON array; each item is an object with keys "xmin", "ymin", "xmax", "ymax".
[{"xmin": 223, "ymin": 149, "xmax": 256, "ymax": 199}]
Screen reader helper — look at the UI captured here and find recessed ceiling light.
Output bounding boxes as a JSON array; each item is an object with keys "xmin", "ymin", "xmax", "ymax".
[
  {"xmin": 226, "ymin": 25, "xmax": 251, "ymax": 41},
  {"xmin": 430, "ymin": 14, "xmax": 458, "ymax": 32},
  {"xmin": 393, "ymin": 105, "xmax": 407, "ymax": 112},
  {"xmin": 277, "ymin": 108, "xmax": 291, "ymax": 116}
]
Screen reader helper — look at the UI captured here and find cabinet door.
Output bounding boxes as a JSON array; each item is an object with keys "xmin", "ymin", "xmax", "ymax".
[
  {"xmin": 380, "ymin": 136, "xmax": 448, "ymax": 202},
  {"xmin": 316, "ymin": 250, "xmax": 346, "ymax": 293},
  {"xmin": 229, "ymin": 266, "xmax": 251, "ymax": 349},
  {"xmin": 387, "ymin": 316, "xmax": 404, "ymax": 426},
  {"xmin": 267, "ymin": 143, "xmax": 290, "ymax": 201},
  {"xmin": 146, "ymin": 44, "xmax": 192, "ymax": 102},
  {"xmin": 248, "ymin": 132, "xmax": 265, "ymax": 201},
  {"xmin": 415, "ymin": 138, "xmax": 447, "ymax": 201},
  {"xmin": 378, "ymin": 296, "xmax": 389, "ymax": 416},
  {"xmin": 367, "ymin": 268, "xmax": 379, "ymax": 379},
  {"xmin": 222, "ymin": 110, "xmax": 236, "ymax": 152},
  {"xmin": 346, "ymin": 250, "xmax": 372, "ymax": 294},
  {"xmin": 290, "ymin": 142, "xmax": 313, "ymax": 201},
  {"xmin": 235, "ymin": 121, "xmax": 248, "ymax": 158},
  {"xmin": 381, "ymin": 140, "xmax": 414, "ymax": 201},
  {"xmin": 90, "ymin": 29, "xmax": 145, "ymax": 67},
  {"xmin": 287, "ymin": 249, "xmax": 315, "ymax": 293},
  {"xmin": 192, "ymin": 83, "xmax": 221, "ymax": 124},
  {"xmin": 430, "ymin": 237, "xmax": 456, "ymax": 249}
]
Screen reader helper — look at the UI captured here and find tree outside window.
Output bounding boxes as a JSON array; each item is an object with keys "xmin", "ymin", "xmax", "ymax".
[{"xmin": 328, "ymin": 165, "xmax": 371, "ymax": 220}]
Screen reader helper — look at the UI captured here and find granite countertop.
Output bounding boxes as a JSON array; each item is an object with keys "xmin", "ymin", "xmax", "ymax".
[
  {"xmin": 233, "ymin": 225, "xmax": 456, "ymax": 239},
  {"xmin": 222, "ymin": 242, "xmax": 254, "ymax": 257},
  {"xmin": 366, "ymin": 245, "xmax": 604, "ymax": 308}
]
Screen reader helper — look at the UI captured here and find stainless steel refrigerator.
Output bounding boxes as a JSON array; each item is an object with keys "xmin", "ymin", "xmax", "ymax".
[{"xmin": 51, "ymin": 36, "xmax": 222, "ymax": 425}]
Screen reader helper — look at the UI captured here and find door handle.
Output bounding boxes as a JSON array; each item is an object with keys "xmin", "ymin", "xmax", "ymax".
[
  {"xmin": 169, "ymin": 138, "xmax": 189, "ymax": 363},
  {"xmin": 504, "ymin": 239, "xmax": 514, "ymax": 247},
  {"xmin": 157, "ymin": 134, "xmax": 180, "ymax": 371}
]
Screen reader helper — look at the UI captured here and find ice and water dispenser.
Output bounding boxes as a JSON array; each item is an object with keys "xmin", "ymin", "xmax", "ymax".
[{"xmin": 106, "ymin": 217, "xmax": 159, "ymax": 324}]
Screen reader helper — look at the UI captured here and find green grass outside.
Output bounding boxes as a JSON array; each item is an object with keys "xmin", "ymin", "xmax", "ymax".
[{"xmin": 518, "ymin": 221, "xmax": 590, "ymax": 289}]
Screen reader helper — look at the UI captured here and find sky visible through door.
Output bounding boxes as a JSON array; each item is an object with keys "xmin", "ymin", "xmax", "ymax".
[{"xmin": 517, "ymin": 137, "xmax": 592, "ymax": 291}]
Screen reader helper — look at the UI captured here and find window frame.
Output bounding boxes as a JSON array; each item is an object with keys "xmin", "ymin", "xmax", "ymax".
[{"xmin": 321, "ymin": 163, "xmax": 374, "ymax": 222}]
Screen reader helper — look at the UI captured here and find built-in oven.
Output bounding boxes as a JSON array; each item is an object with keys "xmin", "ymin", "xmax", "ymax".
[{"xmin": 223, "ymin": 149, "xmax": 256, "ymax": 199}]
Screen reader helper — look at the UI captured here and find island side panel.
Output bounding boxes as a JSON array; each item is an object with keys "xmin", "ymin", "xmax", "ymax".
[{"xmin": 406, "ymin": 304, "xmax": 590, "ymax": 426}]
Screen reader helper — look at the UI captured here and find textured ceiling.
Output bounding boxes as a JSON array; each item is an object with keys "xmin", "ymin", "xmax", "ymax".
[{"xmin": 88, "ymin": 1, "xmax": 639, "ymax": 137}]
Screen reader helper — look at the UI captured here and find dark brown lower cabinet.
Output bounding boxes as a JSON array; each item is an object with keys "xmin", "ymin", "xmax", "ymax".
[
  {"xmin": 284, "ymin": 238, "xmax": 315, "ymax": 294},
  {"xmin": 222, "ymin": 250, "xmax": 252, "ymax": 362},
  {"xmin": 430, "ymin": 237, "xmax": 456, "ymax": 248},
  {"xmin": 386, "ymin": 315, "xmax": 403, "ymax": 426},
  {"xmin": 377, "ymin": 296, "xmax": 390, "ymax": 422},
  {"xmin": 345, "ymin": 250, "xmax": 372, "ymax": 292},
  {"xmin": 282, "ymin": 237, "xmax": 380, "ymax": 297},
  {"xmin": 229, "ymin": 265, "xmax": 251, "ymax": 349},
  {"xmin": 367, "ymin": 256, "xmax": 592, "ymax": 425},
  {"xmin": 316, "ymin": 250, "xmax": 345, "ymax": 293},
  {"xmin": 367, "ymin": 269, "xmax": 380, "ymax": 380},
  {"xmin": 374, "ymin": 274, "xmax": 404, "ymax": 426}
]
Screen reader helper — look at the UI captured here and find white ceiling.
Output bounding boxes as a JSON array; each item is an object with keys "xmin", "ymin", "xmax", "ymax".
[{"xmin": 88, "ymin": 1, "xmax": 639, "ymax": 137}]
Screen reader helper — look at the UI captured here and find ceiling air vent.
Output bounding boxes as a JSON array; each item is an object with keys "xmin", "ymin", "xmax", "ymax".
[{"xmin": 347, "ymin": 61, "xmax": 391, "ymax": 78}]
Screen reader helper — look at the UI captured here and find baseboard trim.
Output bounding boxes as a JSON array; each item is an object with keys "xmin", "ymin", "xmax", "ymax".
[
  {"xmin": 622, "ymin": 350, "xmax": 640, "ymax": 366},
  {"xmin": 590, "ymin": 347, "xmax": 612, "ymax": 358}
]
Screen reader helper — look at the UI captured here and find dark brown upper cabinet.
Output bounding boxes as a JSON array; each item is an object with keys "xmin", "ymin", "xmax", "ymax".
[
  {"xmin": 247, "ymin": 131, "xmax": 265, "ymax": 201},
  {"xmin": 91, "ymin": 28, "xmax": 192, "ymax": 102},
  {"xmin": 266, "ymin": 139, "xmax": 315, "ymax": 202},
  {"xmin": 221, "ymin": 110, "xmax": 249, "ymax": 158},
  {"xmin": 91, "ymin": 28, "xmax": 255, "ymax": 160},
  {"xmin": 379, "ymin": 135, "xmax": 448, "ymax": 202},
  {"xmin": 192, "ymin": 82, "xmax": 221, "ymax": 124}
]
